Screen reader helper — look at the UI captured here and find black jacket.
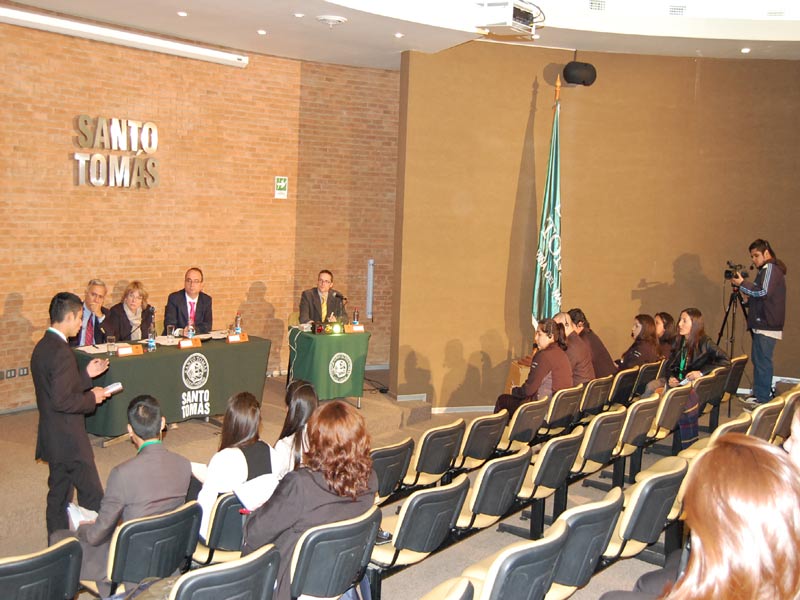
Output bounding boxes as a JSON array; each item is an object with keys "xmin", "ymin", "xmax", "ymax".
[
  {"xmin": 739, "ymin": 260, "xmax": 786, "ymax": 332},
  {"xmin": 666, "ymin": 335, "xmax": 730, "ymax": 380}
]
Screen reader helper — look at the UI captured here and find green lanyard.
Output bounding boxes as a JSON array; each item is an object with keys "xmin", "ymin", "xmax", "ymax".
[
  {"xmin": 137, "ymin": 439, "xmax": 162, "ymax": 454},
  {"xmin": 678, "ymin": 340, "xmax": 688, "ymax": 379}
]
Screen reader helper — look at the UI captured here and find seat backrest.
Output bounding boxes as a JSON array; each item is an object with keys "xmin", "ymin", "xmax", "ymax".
[
  {"xmin": 708, "ymin": 365, "xmax": 731, "ymax": 407},
  {"xmin": 170, "ymin": 544, "xmax": 280, "ymax": 600},
  {"xmin": 618, "ymin": 395, "xmax": 660, "ymax": 448},
  {"xmin": 725, "ymin": 355, "xmax": 749, "ymax": 395},
  {"xmin": 459, "ymin": 411, "xmax": 508, "ymax": 462},
  {"xmin": 575, "ymin": 407, "xmax": 626, "ymax": 468},
  {"xmin": 771, "ymin": 390, "xmax": 800, "ymax": 443},
  {"xmin": 505, "ymin": 398, "xmax": 549, "ymax": 446},
  {"xmin": 205, "ymin": 493, "xmax": 245, "ymax": 551},
  {"xmin": 608, "ymin": 366, "xmax": 639, "ymax": 406},
  {"xmin": 468, "ymin": 449, "xmax": 532, "ymax": 518},
  {"xmin": 580, "ymin": 375, "xmax": 614, "ymax": 416},
  {"xmin": 708, "ymin": 412, "xmax": 751, "ymax": 443},
  {"xmin": 482, "ymin": 520, "xmax": 568, "ymax": 600},
  {"xmin": 691, "ymin": 372, "xmax": 717, "ymax": 414},
  {"xmin": 551, "ymin": 487, "xmax": 624, "ymax": 588},
  {"xmin": 545, "ymin": 384, "xmax": 583, "ymax": 429},
  {"xmin": 394, "ymin": 474, "xmax": 470, "ymax": 553},
  {"xmin": 411, "ymin": 419, "xmax": 466, "ymax": 476},
  {"xmin": 290, "ymin": 506, "xmax": 381, "ymax": 600},
  {"xmin": 0, "ymin": 537, "xmax": 82, "ymax": 600},
  {"xmin": 747, "ymin": 397, "xmax": 785, "ymax": 441},
  {"xmin": 653, "ymin": 386, "xmax": 691, "ymax": 433},
  {"xmin": 371, "ymin": 437, "xmax": 414, "ymax": 500},
  {"xmin": 529, "ymin": 426, "xmax": 584, "ymax": 491},
  {"xmin": 619, "ymin": 457, "xmax": 688, "ymax": 546},
  {"xmin": 633, "ymin": 361, "xmax": 663, "ymax": 397},
  {"xmin": 108, "ymin": 501, "xmax": 202, "ymax": 585}
]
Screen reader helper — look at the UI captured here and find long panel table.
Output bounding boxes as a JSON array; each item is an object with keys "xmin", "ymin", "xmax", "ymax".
[
  {"xmin": 288, "ymin": 329, "xmax": 370, "ymax": 403},
  {"xmin": 76, "ymin": 336, "xmax": 271, "ymax": 437}
]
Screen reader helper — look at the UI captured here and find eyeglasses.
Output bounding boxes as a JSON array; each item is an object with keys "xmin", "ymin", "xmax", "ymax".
[
  {"xmin": 128, "ymin": 294, "xmax": 143, "ymax": 301},
  {"xmin": 318, "ymin": 279, "xmax": 332, "ymax": 285}
]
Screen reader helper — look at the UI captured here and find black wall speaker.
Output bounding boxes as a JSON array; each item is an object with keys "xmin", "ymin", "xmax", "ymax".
[{"xmin": 563, "ymin": 61, "xmax": 597, "ymax": 86}]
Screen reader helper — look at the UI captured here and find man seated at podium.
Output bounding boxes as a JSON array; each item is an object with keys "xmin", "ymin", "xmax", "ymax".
[
  {"xmin": 163, "ymin": 267, "xmax": 213, "ymax": 334},
  {"xmin": 299, "ymin": 269, "xmax": 347, "ymax": 323}
]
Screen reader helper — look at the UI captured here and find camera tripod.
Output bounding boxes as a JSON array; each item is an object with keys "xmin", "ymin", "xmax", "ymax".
[{"xmin": 716, "ymin": 285, "xmax": 749, "ymax": 356}]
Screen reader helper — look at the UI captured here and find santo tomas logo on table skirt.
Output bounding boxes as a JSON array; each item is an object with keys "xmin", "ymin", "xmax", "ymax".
[
  {"xmin": 329, "ymin": 352, "xmax": 353, "ymax": 384},
  {"xmin": 181, "ymin": 353, "xmax": 210, "ymax": 418}
]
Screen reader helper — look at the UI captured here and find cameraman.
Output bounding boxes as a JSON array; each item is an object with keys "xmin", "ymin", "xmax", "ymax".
[{"xmin": 731, "ymin": 239, "xmax": 787, "ymax": 408}]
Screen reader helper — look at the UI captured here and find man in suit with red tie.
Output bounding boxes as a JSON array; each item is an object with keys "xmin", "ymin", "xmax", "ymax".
[
  {"xmin": 32, "ymin": 292, "xmax": 110, "ymax": 537},
  {"xmin": 163, "ymin": 267, "xmax": 213, "ymax": 334},
  {"xmin": 68, "ymin": 279, "xmax": 110, "ymax": 347}
]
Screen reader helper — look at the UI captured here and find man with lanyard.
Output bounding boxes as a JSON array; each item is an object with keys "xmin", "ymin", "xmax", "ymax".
[{"xmin": 731, "ymin": 239, "xmax": 787, "ymax": 409}]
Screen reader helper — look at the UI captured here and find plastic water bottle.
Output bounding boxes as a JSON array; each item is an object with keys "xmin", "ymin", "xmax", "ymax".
[
  {"xmin": 185, "ymin": 320, "xmax": 195, "ymax": 339},
  {"xmin": 147, "ymin": 309, "xmax": 157, "ymax": 352},
  {"xmin": 234, "ymin": 312, "xmax": 242, "ymax": 334},
  {"xmin": 352, "ymin": 307, "xmax": 359, "ymax": 325}
]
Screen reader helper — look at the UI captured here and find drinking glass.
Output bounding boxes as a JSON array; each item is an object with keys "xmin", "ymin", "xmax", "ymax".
[{"xmin": 106, "ymin": 336, "xmax": 117, "ymax": 355}]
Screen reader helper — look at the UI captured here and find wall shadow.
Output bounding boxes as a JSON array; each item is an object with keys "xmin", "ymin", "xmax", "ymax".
[
  {"xmin": 238, "ymin": 281, "xmax": 285, "ymax": 370},
  {"xmin": 441, "ymin": 339, "xmax": 481, "ymax": 407},
  {"xmin": 0, "ymin": 293, "xmax": 36, "ymax": 367},
  {"xmin": 397, "ymin": 345, "xmax": 434, "ymax": 403}
]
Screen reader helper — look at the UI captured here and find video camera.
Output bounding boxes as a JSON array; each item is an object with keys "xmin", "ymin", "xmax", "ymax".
[{"xmin": 724, "ymin": 261, "xmax": 749, "ymax": 280}]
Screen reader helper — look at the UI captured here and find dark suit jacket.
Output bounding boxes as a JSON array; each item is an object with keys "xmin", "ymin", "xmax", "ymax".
[
  {"xmin": 565, "ymin": 331, "xmax": 595, "ymax": 385},
  {"xmin": 242, "ymin": 468, "xmax": 377, "ymax": 600},
  {"xmin": 163, "ymin": 290, "xmax": 213, "ymax": 334},
  {"xmin": 581, "ymin": 329, "xmax": 618, "ymax": 378},
  {"xmin": 31, "ymin": 330, "xmax": 97, "ymax": 464},
  {"xmin": 68, "ymin": 306, "xmax": 110, "ymax": 347},
  {"xmin": 104, "ymin": 303, "xmax": 154, "ymax": 342},
  {"xmin": 298, "ymin": 288, "xmax": 347, "ymax": 323},
  {"xmin": 73, "ymin": 443, "xmax": 191, "ymax": 586}
]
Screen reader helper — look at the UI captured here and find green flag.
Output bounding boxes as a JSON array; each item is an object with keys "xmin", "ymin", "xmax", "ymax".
[{"xmin": 531, "ymin": 100, "xmax": 562, "ymax": 328}]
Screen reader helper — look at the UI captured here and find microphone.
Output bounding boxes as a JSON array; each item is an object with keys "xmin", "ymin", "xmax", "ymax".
[{"xmin": 332, "ymin": 290, "xmax": 348, "ymax": 301}]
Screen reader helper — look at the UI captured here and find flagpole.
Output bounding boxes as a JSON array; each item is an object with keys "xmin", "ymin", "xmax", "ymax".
[{"xmin": 555, "ymin": 74, "xmax": 561, "ymax": 103}]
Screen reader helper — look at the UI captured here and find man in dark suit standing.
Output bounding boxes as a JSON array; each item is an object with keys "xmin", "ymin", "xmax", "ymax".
[
  {"xmin": 53, "ymin": 395, "xmax": 191, "ymax": 596},
  {"xmin": 31, "ymin": 292, "xmax": 110, "ymax": 537},
  {"xmin": 299, "ymin": 269, "xmax": 347, "ymax": 323},
  {"xmin": 68, "ymin": 278, "xmax": 110, "ymax": 347},
  {"xmin": 163, "ymin": 267, "xmax": 213, "ymax": 334}
]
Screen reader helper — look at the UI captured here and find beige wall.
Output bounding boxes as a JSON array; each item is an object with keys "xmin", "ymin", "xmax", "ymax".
[
  {"xmin": 391, "ymin": 41, "xmax": 799, "ymax": 408},
  {"xmin": 0, "ymin": 24, "xmax": 398, "ymax": 411}
]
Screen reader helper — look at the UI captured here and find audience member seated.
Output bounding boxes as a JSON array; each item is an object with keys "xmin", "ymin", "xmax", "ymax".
[
  {"xmin": 188, "ymin": 392, "xmax": 277, "ymax": 540},
  {"xmin": 665, "ymin": 308, "xmax": 730, "ymax": 448},
  {"xmin": 272, "ymin": 381, "xmax": 318, "ymax": 477},
  {"xmin": 103, "ymin": 281, "xmax": 153, "ymax": 342},
  {"xmin": 617, "ymin": 314, "xmax": 660, "ymax": 370},
  {"xmin": 554, "ymin": 312, "xmax": 595, "ymax": 385},
  {"xmin": 241, "ymin": 401, "xmax": 378, "ymax": 600},
  {"xmin": 51, "ymin": 395, "xmax": 191, "ymax": 597},
  {"xmin": 69, "ymin": 278, "xmax": 109, "ymax": 347},
  {"xmin": 163, "ymin": 267, "xmax": 213, "ymax": 334},
  {"xmin": 600, "ymin": 432, "xmax": 800, "ymax": 599},
  {"xmin": 654, "ymin": 312, "xmax": 677, "ymax": 361},
  {"xmin": 495, "ymin": 319, "xmax": 572, "ymax": 416},
  {"xmin": 568, "ymin": 307, "xmax": 617, "ymax": 377}
]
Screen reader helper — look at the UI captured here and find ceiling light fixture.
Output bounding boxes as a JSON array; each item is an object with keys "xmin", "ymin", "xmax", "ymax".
[
  {"xmin": 316, "ymin": 15, "xmax": 347, "ymax": 29},
  {"xmin": 0, "ymin": 6, "xmax": 249, "ymax": 67},
  {"xmin": 741, "ymin": 47, "xmax": 751, "ymax": 53},
  {"xmin": 257, "ymin": 29, "xmax": 267, "ymax": 36},
  {"xmin": 394, "ymin": 32, "xmax": 404, "ymax": 39},
  {"xmin": 177, "ymin": 11, "xmax": 188, "ymax": 17},
  {"xmin": 293, "ymin": 13, "xmax": 305, "ymax": 18}
]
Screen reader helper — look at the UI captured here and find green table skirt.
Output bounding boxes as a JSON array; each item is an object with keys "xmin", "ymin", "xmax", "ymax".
[
  {"xmin": 288, "ymin": 330, "xmax": 370, "ymax": 401},
  {"xmin": 76, "ymin": 336, "xmax": 271, "ymax": 437}
]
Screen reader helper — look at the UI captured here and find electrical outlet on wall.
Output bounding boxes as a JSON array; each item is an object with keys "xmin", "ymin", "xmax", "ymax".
[
  {"xmin": 19, "ymin": 367, "xmax": 29, "ymax": 376},
  {"xmin": 5, "ymin": 369, "xmax": 16, "ymax": 378}
]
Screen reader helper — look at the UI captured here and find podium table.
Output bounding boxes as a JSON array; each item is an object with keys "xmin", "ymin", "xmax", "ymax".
[
  {"xmin": 75, "ymin": 336, "xmax": 271, "ymax": 437},
  {"xmin": 288, "ymin": 329, "xmax": 371, "ymax": 404}
]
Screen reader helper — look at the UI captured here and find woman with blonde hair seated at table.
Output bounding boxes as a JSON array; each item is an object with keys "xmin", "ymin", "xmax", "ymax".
[
  {"xmin": 104, "ymin": 280, "xmax": 153, "ymax": 342},
  {"xmin": 601, "ymin": 432, "xmax": 800, "ymax": 600}
]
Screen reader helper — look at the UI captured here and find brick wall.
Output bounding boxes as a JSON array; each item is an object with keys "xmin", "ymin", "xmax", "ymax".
[{"xmin": 0, "ymin": 23, "xmax": 398, "ymax": 411}]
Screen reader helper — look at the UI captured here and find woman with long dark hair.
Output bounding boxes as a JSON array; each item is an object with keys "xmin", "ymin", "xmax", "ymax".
[
  {"xmin": 272, "ymin": 380, "xmax": 318, "ymax": 476},
  {"xmin": 193, "ymin": 392, "xmax": 276, "ymax": 539},
  {"xmin": 494, "ymin": 318, "xmax": 573, "ymax": 416},
  {"xmin": 618, "ymin": 314, "xmax": 660, "ymax": 370},
  {"xmin": 242, "ymin": 401, "xmax": 378, "ymax": 600},
  {"xmin": 665, "ymin": 308, "xmax": 729, "ymax": 387},
  {"xmin": 654, "ymin": 311, "xmax": 677, "ymax": 360}
]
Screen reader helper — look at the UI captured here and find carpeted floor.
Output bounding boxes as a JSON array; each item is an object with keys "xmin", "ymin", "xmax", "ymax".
[{"xmin": 1, "ymin": 371, "xmax": 742, "ymax": 598}]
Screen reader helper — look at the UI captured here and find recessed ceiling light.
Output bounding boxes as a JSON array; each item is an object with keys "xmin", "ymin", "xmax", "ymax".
[
  {"xmin": 740, "ymin": 47, "xmax": 751, "ymax": 54},
  {"xmin": 257, "ymin": 29, "xmax": 267, "ymax": 36},
  {"xmin": 177, "ymin": 11, "xmax": 188, "ymax": 17},
  {"xmin": 293, "ymin": 13, "xmax": 305, "ymax": 18},
  {"xmin": 317, "ymin": 15, "xmax": 347, "ymax": 28},
  {"xmin": 394, "ymin": 32, "xmax": 404, "ymax": 39}
]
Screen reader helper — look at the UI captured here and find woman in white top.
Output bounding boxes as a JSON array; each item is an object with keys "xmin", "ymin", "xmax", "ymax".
[
  {"xmin": 271, "ymin": 380, "xmax": 318, "ymax": 477},
  {"xmin": 193, "ymin": 392, "xmax": 277, "ymax": 540}
]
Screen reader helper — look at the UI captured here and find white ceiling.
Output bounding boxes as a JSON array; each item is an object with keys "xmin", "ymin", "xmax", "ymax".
[{"xmin": 6, "ymin": 0, "xmax": 800, "ymax": 69}]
